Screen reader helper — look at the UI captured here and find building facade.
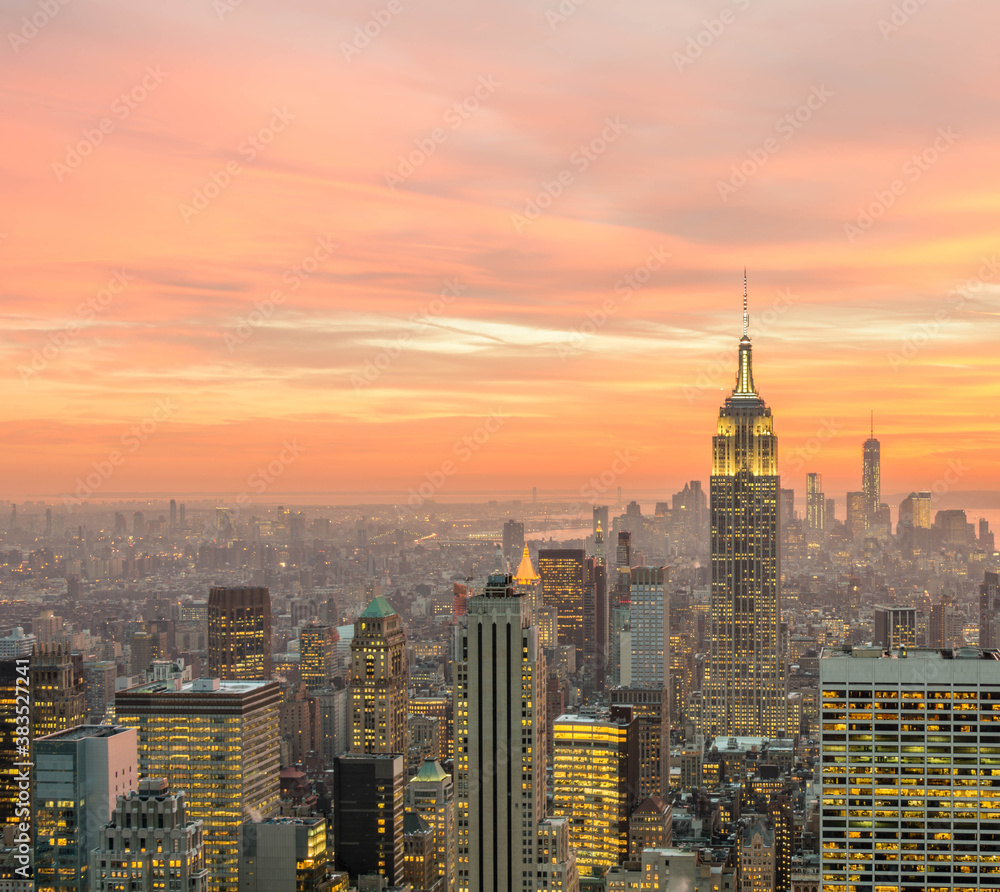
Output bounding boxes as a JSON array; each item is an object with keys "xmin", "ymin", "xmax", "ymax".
[
  {"xmin": 349, "ymin": 596, "xmax": 407, "ymax": 755},
  {"xmin": 115, "ymin": 678, "xmax": 281, "ymax": 892},
  {"xmin": 207, "ymin": 587, "xmax": 272, "ymax": 680}
]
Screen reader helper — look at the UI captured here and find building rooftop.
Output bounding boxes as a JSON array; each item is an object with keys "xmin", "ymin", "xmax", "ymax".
[
  {"xmin": 412, "ymin": 759, "xmax": 449, "ymax": 783},
  {"xmin": 37, "ymin": 723, "xmax": 134, "ymax": 742},
  {"xmin": 360, "ymin": 595, "xmax": 397, "ymax": 619}
]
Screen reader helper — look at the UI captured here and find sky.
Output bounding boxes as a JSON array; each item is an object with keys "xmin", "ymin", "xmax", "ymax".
[{"xmin": 2, "ymin": 0, "xmax": 999, "ymax": 505}]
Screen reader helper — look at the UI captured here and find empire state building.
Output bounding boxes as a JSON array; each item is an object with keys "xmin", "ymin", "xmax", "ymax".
[{"xmin": 704, "ymin": 289, "xmax": 786, "ymax": 737}]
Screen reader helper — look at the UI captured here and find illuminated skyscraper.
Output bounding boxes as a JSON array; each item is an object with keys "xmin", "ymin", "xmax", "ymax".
[
  {"xmin": 30, "ymin": 644, "xmax": 86, "ymax": 740},
  {"xmin": 805, "ymin": 472, "xmax": 825, "ymax": 532},
  {"xmin": 0, "ymin": 661, "xmax": 18, "ymax": 827},
  {"xmin": 349, "ymin": 595, "xmax": 407, "ymax": 755},
  {"xmin": 862, "ymin": 415, "xmax": 880, "ymax": 530},
  {"xmin": 207, "ymin": 586, "xmax": 272, "ymax": 680},
  {"xmin": 514, "ymin": 546, "xmax": 540, "ymax": 617},
  {"xmin": 845, "ymin": 492, "xmax": 867, "ymax": 538},
  {"xmin": 981, "ymin": 571, "xmax": 1000, "ymax": 650},
  {"xmin": 299, "ymin": 623, "xmax": 338, "ymax": 690},
  {"xmin": 551, "ymin": 709, "xmax": 638, "ymax": 878},
  {"xmin": 873, "ymin": 604, "xmax": 917, "ymax": 649},
  {"xmin": 820, "ymin": 645, "xmax": 1000, "ymax": 891},
  {"xmin": 115, "ymin": 678, "xmax": 281, "ymax": 892},
  {"xmin": 705, "ymin": 286, "xmax": 785, "ymax": 738},
  {"xmin": 538, "ymin": 549, "xmax": 588, "ymax": 666},
  {"xmin": 454, "ymin": 572, "xmax": 556, "ymax": 892}
]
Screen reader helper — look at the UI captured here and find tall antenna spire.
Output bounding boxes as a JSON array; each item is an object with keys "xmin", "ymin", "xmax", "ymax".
[
  {"xmin": 743, "ymin": 268, "xmax": 748, "ymax": 338},
  {"xmin": 870, "ymin": 410, "xmax": 874, "ymax": 439}
]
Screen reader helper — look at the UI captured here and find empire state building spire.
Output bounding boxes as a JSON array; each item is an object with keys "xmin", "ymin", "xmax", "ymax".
[{"xmin": 734, "ymin": 270, "xmax": 757, "ymax": 399}]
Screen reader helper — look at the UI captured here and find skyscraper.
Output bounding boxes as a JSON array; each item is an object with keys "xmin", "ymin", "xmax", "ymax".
[
  {"xmin": 33, "ymin": 724, "xmax": 138, "ymax": 892},
  {"xmin": 628, "ymin": 566, "xmax": 669, "ymax": 689},
  {"xmin": 873, "ymin": 604, "xmax": 917, "ymax": 649},
  {"xmin": 805, "ymin": 472, "xmax": 825, "ymax": 532},
  {"xmin": 705, "ymin": 290, "xmax": 785, "ymax": 738},
  {"xmin": 862, "ymin": 414, "xmax": 880, "ymax": 530},
  {"xmin": 333, "ymin": 753, "xmax": 405, "ymax": 885},
  {"xmin": 207, "ymin": 586, "xmax": 272, "ymax": 680},
  {"xmin": 30, "ymin": 644, "xmax": 86, "ymax": 740},
  {"xmin": 502, "ymin": 520, "xmax": 525, "ymax": 564},
  {"xmin": 115, "ymin": 677, "xmax": 281, "ymax": 892},
  {"xmin": 349, "ymin": 595, "xmax": 408, "ymax": 755},
  {"xmin": 820, "ymin": 645, "xmax": 1000, "ymax": 891},
  {"xmin": 551, "ymin": 708, "xmax": 638, "ymax": 878},
  {"xmin": 454, "ymin": 573, "xmax": 548, "ymax": 892},
  {"xmin": 299, "ymin": 623, "xmax": 338, "ymax": 690},
  {"xmin": 538, "ymin": 549, "xmax": 588, "ymax": 666}
]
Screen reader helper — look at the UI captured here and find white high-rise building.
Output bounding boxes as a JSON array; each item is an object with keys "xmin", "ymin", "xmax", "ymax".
[
  {"xmin": 820, "ymin": 645, "xmax": 1000, "ymax": 892},
  {"xmin": 454, "ymin": 573, "xmax": 572, "ymax": 892},
  {"xmin": 629, "ymin": 567, "xmax": 669, "ymax": 689}
]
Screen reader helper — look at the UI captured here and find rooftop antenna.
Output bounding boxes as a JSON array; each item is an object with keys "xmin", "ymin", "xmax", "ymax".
[
  {"xmin": 743, "ymin": 268, "xmax": 748, "ymax": 338},
  {"xmin": 870, "ymin": 410, "xmax": 874, "ymax": 440}
]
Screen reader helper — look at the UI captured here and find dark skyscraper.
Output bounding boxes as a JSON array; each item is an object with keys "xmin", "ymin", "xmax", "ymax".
[
  {"xmin": 863, "ymin": 415, "xmax": 880, "ymax": 530},
  {"xmin": 981, "ymin": 571, "xmax": 1000, "ymax": 650},
  {"xmin": 207, "ymin": 586, "xmax": 272, "ymax": 680},
  {"xmin": 501, "ymin": 519, "xmax": 524, "ymax": 563},
  {"xmin": 704, "ymin": 290, "xmax": 785, "ymax": 738}
]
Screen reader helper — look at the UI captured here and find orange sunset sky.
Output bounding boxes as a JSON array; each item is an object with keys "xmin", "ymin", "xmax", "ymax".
[{"xmin": 2, "ymin": 0, "xmax": 999, "ymax": 503}]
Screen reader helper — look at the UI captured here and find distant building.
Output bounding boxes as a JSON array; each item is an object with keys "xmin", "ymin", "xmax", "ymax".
[
  {"xmin": 845, "ymin": 492, "xmax": 867, "ymax": 538},
  {"xmin": 981, "ymin": 571, "xmax": 1000, "ymax": 650},
  {"xmin": 873, "ymin": 605, "xmax": 916, "ymax": 649},
  {"xmin": 739, "ymin": 819, "xmax": 776, "ymax": 892},
  {"xmin": 30, "ymin": 645, "xmax": 86, "ymax": 740},
  {"xmin": 539, "ymin": 549, "xmax": 588, "ymax": 666},
  {"xmin": 405, "ymin": 760, "xmax": 455, "ymax": 892},
  {"xmin": 207, "ymin": 587, "xmax": 272, "ymax": 680},
  {"xmin": 501, "ymin": 520, "xmax": 524, "ymax": 564},
  {"xmin": 862, "ymin": 425, "xmax": 880, "ymax": 530},
  {"xmin": 805, "ymin": 473, "xmax": 825, "ymax": 532},
  {"xmin": 628, "ymin": 795, "xmax": 672, "ymax": 859},
  {"xmin": 300, "ymin": 624, "xmax": 338, "ymax": 690},
  {"xmin": 0, "ymin": 628, "xmax": 35, "ymax": 660}
]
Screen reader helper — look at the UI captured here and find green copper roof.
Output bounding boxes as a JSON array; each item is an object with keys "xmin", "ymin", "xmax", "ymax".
[
  {"xmin": 360, "ymin": 595, "xmax": 396, "ymax": 618},
  {"xmin": 412, "ymin": 759, "xmax": 448, "ymax": 783}
]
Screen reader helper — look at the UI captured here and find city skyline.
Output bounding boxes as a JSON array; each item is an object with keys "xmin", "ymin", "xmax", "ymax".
[{"xmin": 3, "ymin": 1, "xmax": 1000, "ymax": 501}]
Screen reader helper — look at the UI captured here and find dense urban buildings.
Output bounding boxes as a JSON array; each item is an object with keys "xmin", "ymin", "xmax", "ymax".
[
  {"xmin": 538, "ymin": 549, "xmax": 588, "ymax": 666},
  {"xmin": 115, "ymin": 678, "xmax": 281, "ymax": 892},
  {"xmin": 705, "ymin": 308, "xmax": 785, "ymax": 738}
]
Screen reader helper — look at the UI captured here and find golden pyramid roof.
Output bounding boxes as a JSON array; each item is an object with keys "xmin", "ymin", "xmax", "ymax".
[{"xmin": 514, "ymin": 546, "xmax": 539, "ymax": 584}]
